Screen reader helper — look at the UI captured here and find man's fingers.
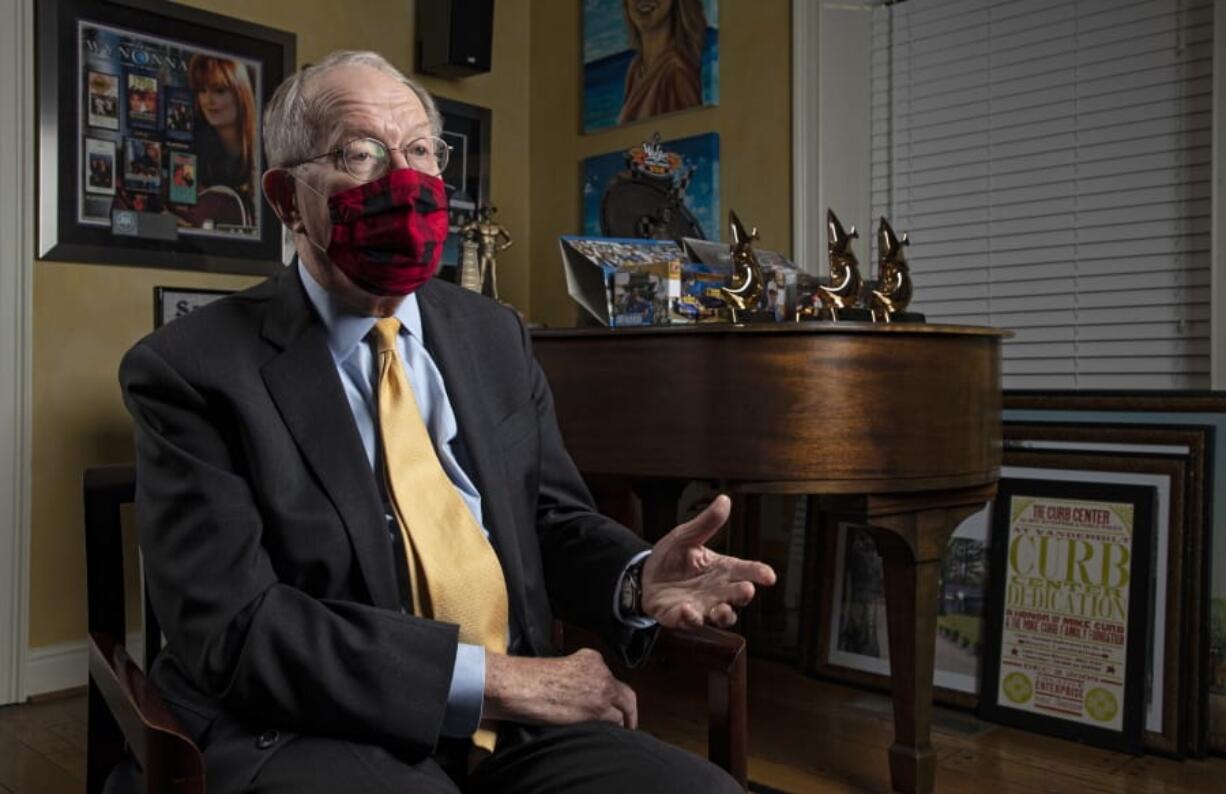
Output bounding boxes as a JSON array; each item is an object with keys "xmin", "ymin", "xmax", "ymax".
[
  {"xmin": 660, "ymin": 601, "xmax": 704, "ymax": 629},
  {"xmin": 709, "ymin": 603, "xmax": 737, "ymax": 627},
  {"xmin": 669, "ymin": 494, "xmax": 731, "ymax": 547},
  {"xmin": 724, "ymin": 557, "xmax": 778, "ymax": 586},
  {"xmin": 611, "ymin": 680, "xmax": 638, "ymax": 729},
  {"xmin": 718, "ymin": 580, "xmax": 756, "ymax": 607}
]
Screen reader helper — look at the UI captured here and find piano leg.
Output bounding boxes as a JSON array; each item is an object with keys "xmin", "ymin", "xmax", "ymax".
[
  {"xmin": 866, "ymin": 528, "xmax": 945, "ymax": 794},
  {"xmin": 833, "ymin": 486, "xmax": 994, "ymax": 794}
]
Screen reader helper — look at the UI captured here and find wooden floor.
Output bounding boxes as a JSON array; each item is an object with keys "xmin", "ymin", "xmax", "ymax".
[{"xmin": 0, "ymin": 661, "xmax": 1222, "ymax": 793}]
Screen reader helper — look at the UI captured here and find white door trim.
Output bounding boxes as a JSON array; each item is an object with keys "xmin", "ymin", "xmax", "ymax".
[
  {"xmin": 0, "ymin": 0, "xmax": 35, "ymax": 705},
  {"xmin": 791, "ymin": 0, "xmax": 820, "ymax": 273}
]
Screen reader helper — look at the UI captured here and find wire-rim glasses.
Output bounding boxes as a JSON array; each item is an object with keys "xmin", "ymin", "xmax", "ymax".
[{"xmin": 288, "ymin": 136, "xmax": 451, "ymax": 181}]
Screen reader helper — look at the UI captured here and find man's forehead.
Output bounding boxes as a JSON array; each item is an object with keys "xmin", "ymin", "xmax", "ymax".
[{"xmin": 309, "ymin": 65, "xmax": 430, "ymax": 142}]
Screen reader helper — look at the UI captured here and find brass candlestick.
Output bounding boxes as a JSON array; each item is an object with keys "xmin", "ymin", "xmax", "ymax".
[{"xmin": 818, "ymin": 209, "xmax": 865, "ymax": 322}]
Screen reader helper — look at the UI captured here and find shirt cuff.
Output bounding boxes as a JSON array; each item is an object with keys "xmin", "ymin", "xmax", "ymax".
[
  {"xmin": 614, "ymin": 549, "xmax": 657, "ymax": 630},
  {"xmin": 440, "ymin": 642, "xmax": 485, "ymax": 737}
]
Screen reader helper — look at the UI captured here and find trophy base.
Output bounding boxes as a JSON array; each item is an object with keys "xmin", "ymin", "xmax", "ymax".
[
  {"xmin": 875, "ymin": 311, "xmax": 926, "ymax": 323},
  {"xmin": 817, "ymin": 307, "xmax": 874, "ymax": 323},
  {"xmin": 730, "ymin": 309, "xmax": 780, "ymax": 324}
]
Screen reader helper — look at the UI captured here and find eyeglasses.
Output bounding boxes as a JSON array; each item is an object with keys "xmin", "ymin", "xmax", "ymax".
[{"xmin": 288, "ymin": 136, "xmax": 451, "ymax": 181}]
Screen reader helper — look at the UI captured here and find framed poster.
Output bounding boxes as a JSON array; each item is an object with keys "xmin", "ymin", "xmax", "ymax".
[
  {"xmin": 979, "ymin": 477, "xmax": 1154, "ymax": 754},
  {"xmin": 434, "ymin": 97, "xmax": 491, "ymax": 275},
  {"xmin": 38, "ymin": 0, "xmax": 295, "ymax": 275},
  {"xmin": 583, "ymin": 0, "xmax": 719, "ymax": 132},
  {"xmin": 1005, "ymin": 422, "xmax": 1214, "ymax": 757}
]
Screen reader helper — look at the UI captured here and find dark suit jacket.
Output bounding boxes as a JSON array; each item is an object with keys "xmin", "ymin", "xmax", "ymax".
[{"xmin": 118, "ymin": 266, "xmax": 654, "ymax": 791}]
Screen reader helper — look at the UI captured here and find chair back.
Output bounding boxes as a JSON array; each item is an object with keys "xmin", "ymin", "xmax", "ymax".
[{"xmin": 84, "ymin": 463, "xmax": 203, "ymax": 794}]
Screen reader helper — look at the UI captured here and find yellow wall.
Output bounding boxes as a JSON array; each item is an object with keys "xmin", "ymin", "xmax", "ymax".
[
  {"xmin": 29, "ymin": 0, "xmax": 533, "ymax": 649},
  {"xmin": 29, "ymin": 0, "xmax": 792, "ymax": 650},
  {"xmin": 528, "ymin": 0, "xmax": 793, "ymax": 327}
]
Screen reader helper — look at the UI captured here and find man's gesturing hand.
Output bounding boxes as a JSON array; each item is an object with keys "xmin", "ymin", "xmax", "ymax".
[
  {"xmin": 483, "ymin": 649, "xmax": 638, "ymax": 729},
  {"xmin": 641, "ymin": 494, "xmax": 777, "ymax": 629}
]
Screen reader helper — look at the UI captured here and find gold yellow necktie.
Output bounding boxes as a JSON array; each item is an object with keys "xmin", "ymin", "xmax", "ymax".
[{"xmin": 372, "ymin": 317, "xmax": 507, "ymax": 752}]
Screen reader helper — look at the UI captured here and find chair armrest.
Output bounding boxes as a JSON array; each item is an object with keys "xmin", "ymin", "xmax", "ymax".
[
  {"xmin": 656, "ymin": 625, "xmax": 745, "ymax": 673},
  {"xmin": 88, "ymin": 632, "xmax": 204, "ymax": 794}
]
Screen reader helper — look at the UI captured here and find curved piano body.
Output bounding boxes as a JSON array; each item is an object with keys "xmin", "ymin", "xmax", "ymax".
[{"xmin": 532, "ymin": 322, "xmax": 1006, "ymax": 794}]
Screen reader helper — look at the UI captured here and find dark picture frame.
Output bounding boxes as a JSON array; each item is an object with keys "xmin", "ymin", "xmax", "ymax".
[
  {"xmin": 153, "ymin": 285, "xmax": 232, "ymax": 328},
  {"xmin": 434, "ymin": 96, "xmax": 491, "ymax": 278},
  {"xmin": 37, "ymin": 0, "xmax": 295, "ymax": 275},
  {"xmin": 979, "ymin": 477, "xmax": 1154, "ymax": 754}
]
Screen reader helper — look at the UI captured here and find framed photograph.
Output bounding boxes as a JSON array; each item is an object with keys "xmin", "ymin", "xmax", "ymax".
[
  {"xmin": 434, "ymin": 97, "xmax": 491, "ymax": 274},
  {"xmin": 38, "ymin": 0, "xmax": 295, "ymax": 275},
  {"xmin": 979, "ymin": 477, "xmax": 1154, "ymax": 754},
  {"xmin": 816, "ymin": 511, "xmax": 988, "ymax": 709},
  {"xmin": 154, "ymin": 286, "xmax": 233, "ymax": 329},
  {"xmin": 582, "ymin": 0, "xmax": 719, "ymax": 132}
]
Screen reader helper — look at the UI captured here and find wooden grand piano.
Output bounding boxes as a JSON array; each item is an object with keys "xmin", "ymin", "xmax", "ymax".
[{"xmin": 532, "ymin": 321, "xmax": 1006, "ymax": 794}]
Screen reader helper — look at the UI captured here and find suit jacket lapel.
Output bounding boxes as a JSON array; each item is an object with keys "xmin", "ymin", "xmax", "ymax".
[
  {"xmin": 259, "ymin": 268, "xmax": 401, "ymax": 610},
  {"xmin": 416, "ymin": 282, "xmax": 531, "ymax": 637}
]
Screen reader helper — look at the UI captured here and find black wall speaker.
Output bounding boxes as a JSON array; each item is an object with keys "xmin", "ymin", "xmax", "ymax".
[{"xmin": 416, "ymin": 0, "xmax": 494, "ymax": 78}]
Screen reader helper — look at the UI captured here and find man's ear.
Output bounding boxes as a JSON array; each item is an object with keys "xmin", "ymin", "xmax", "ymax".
[{"xmin": 261, "ymin": 168, "xmax": 305, "ymax": 233}]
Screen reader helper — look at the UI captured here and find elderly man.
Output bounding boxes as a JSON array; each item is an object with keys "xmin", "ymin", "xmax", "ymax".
[{"xmin": 117, "ymin": 50, "xmax": 774, "ymax": 794}]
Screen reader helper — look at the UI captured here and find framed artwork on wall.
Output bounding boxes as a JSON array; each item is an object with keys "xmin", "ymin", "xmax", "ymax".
[
  {"xmin": 582, "ymin": 131, "xmax": 719, "ymax": 241},
  {"xmin": 582, "ymin": 0, "xmax": 719, "ymax": 132},
  {"xmin": 37, "ymin": 0, "xmax": 295, "ymax": 275}
]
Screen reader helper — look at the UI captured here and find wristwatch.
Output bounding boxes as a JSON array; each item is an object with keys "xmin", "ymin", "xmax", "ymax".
[{"xmin": 618, "ymin": 558, "xmax": 646, "ymax": 619}]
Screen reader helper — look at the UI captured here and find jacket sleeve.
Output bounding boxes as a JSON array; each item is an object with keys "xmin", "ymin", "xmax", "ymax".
[
  {"xmin": 120, "ymin": 340, "xmax": 458, "ymax": 751},
  {"xmin": 514, "ymin": 316, "xmax": 659, "ymax": 667}
]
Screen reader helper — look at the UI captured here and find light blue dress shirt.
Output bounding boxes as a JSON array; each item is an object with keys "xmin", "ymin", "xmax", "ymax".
[
  {"xmin": 297, "ymin": 263, "xmax": 654, "ymax": 739},
  {"xmin": 298, "ymin": 264, "xmax": 486, "ymax": 737}
]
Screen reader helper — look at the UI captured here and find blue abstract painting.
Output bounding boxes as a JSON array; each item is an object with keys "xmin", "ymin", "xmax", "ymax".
[
  {"xmin": 582, "ymin": 131, "xmax": 720, "ymax": 241},
  {"xmin": 583, "ymin": 0, "xmax": 719, "ymax": 133}
]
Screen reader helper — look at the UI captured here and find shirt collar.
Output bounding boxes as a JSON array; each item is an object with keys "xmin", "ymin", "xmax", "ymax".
[{"xmin": 296, "ymin": 259, "xmax": 424, "ymax": 363}]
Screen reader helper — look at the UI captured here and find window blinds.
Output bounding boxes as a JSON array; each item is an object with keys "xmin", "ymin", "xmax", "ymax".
[{"xmin": 870, "ymin": 0, "xmax": 1213, "ymax": 389}]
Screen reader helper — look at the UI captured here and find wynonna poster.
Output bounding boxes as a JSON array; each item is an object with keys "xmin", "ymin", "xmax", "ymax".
[
  {"xmin": 78, "ymin": 20, "xmax": 262, "ymax": 238},
  {"xmin": 981, "ymin": 480, "xmax": 1154, "ymax": 752}
]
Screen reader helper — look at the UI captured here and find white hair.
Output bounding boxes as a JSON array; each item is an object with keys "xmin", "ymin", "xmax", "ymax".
[{"xmin": 262, "ymin": 50, "xmax": 442, "ymax": 168}]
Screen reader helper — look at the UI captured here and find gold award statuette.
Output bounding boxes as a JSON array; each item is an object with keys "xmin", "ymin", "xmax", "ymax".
[
  {"xmin": 818, "ymin": 209, "xmax": 866, "ymax": 322},
  {"xmin": 459, "ymin": 205, "xmax": 513, "ymax": 301},
  {"xmin": 869, "ymin": 217, "xmax": 914, "ymax": 322},
  {"xmin": 719, "ymin": 210, "xmax": 765, "ymax": 324}
]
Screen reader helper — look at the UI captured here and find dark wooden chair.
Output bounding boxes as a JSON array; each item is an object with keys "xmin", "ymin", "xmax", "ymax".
[{"xmin": 84, "ymin": 464, "xmax": 748, "ymax": 794}]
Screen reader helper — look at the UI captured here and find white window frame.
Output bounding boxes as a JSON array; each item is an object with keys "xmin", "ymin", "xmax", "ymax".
[
  {"xmin": 0, "ymin": 0, "xmax": 35, "ymax": 705},
  {"xmin": 795, "ymin": 0, "xmax": 1226, "ymax": 388}
]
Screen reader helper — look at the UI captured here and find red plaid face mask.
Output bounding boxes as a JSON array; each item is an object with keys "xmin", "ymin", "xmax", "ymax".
[{"xmin": 301, "ymin": 168, "xmax": 450, "ymax": 296}]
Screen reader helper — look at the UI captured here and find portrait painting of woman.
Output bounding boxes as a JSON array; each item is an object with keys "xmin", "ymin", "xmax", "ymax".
[{"xmin": 583, "ymin": 0, "xmax": 718, "ymax": 132}]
